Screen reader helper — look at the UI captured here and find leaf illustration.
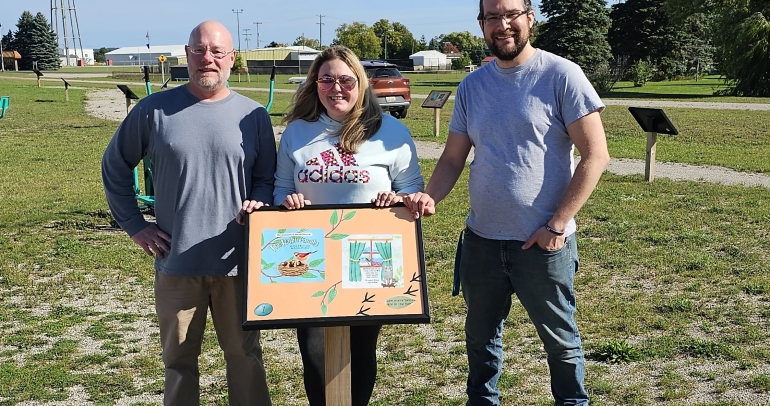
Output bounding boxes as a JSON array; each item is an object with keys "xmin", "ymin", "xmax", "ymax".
[
  {"xmin": 261, "ymin": 233, "xmax": 265, "ymax": 246},
  {"xmin": 261, "ymin": 259, "xmax": 269, "ymax": 268},
  {"xmin": 330, "ymin": 210, "xmax": 339, "ymax": 227},
  {"xmin": 386, "ymin": 296, "xmax": 416, "ymax": 309},
  {"xmin": 270, "ymin": 280, "xmax": 277, "ymax": 283},
  {"xmin": 343, "ymin": 211, "xmax": 356, "ymax": 221},
  {"xmin": 311, "ymin": 291, "xmax": 325, "ymax": 298},
  {"xmin": 299, "ymin": 228, "xmax": 307, "ymax": 233},
  {"xmin": 299, "ymin": 272, "xmax": 318, "ymax": 278},
  {"xmin": 329, "ymin": 233, "xmax": 349, "ymax": 240},
  {"xmin": 328, "ymin": 288, "xmax": 338, "ymax": 304},
  {"xmin": 265, "ymin": 262, "xmax": 275, "ymax": 270},
  {"xmin": 309, "ymin": 258, "xmax": 325, "ymax": 267},
  {"xmin": 277, "ymin": 228, "xmax": 287, "ymax": 235},
  {"xmin": 321, "ymin": 303, "xmax": 328, "ymax": 316}
]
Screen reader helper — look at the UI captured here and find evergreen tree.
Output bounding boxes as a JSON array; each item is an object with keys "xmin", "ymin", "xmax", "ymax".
[
  {"xmin": 12, "ymin": 11, "xmax": 60, "ymax": 70},
  {"xmin": 666, "ymin": 0, "xmax": 769, "ymax": 96},
  {"xmin": 535, "ymin": 0, "xmax": 612, "ymax": 73},
  {"xmin": 1, "ymin": 30, "xmax": 13, "ymax": 50},
  {"xmin": 608, "ymin": 0, "xmax": 690, "ymax": 80}
]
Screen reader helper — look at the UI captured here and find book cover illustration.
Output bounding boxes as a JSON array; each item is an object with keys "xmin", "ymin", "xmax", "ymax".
[{"xmin": 260, "ymin": 228, "xmax": 326, "ymax": 283}]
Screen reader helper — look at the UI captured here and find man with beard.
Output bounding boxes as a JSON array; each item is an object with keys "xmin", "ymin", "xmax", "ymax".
[
  {"xmin": 404, "ymin": 0, "xmax": 609, "ymax": 404},
  {"xmin": 102, "ymin": 20, "xmax": 275, "ymax": 405}
]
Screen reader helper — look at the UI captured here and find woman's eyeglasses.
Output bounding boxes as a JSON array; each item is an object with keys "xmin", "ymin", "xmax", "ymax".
[{"xmin": 316, "ymin": 75, "xmax": 358, "ymax": 91}]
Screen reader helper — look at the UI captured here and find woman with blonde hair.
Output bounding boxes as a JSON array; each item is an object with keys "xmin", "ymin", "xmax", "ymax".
[{"xmin": 274, "ymin": 45, "xmax": 423, "ymax": 405}]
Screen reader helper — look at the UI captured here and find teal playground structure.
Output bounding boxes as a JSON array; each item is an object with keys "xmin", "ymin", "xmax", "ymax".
[
  {"xmin": 133, "ymin": 65, "xmax": 277, "ymax": 208},
  {"xmin": 0, "ymin": 96, "xmax": 9, "ymax": 119}
]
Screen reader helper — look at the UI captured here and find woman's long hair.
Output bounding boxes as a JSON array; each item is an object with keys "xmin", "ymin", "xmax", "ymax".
[{"xmin": 284, "ymin": 46, "xmax": 383, "ymax": 153}]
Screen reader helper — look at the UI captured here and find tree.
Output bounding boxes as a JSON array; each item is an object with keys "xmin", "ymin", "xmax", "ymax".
[
  {"xmin": 666, "ymin": 0, "xmax": 769, "ymax": 96},
  {"xmin": 266, "ymin": 41, "xmax": 287, "ymax": 48},
  {"xmin": 12, "ymin": 11, "xmax": 60, "ymax": 70},
  {"xmin": 94, "ymin": 47, "xmax": 117, "ymax": 64},
  {"xmin": 608, "ymin": 0, "xmax": 690, "ymax": 80},
  {"xmin": 1, "ymin": 30, "xmax": 13, "ymax": 50},
  {"xmin": 451, "ymin": 54, "xmax": 472, "ymax": 70},
  {"xmin": 535, "ymin": 0, "xmax": 612, "ymax": 73},
  {"xmin": 428, "ymin": 37, "xmax": 442, "ymax": 51},
  {"xmin": 371, "ymin": 20, "xmax": 416, "ymax": 59},
  {"xmin": 443, "ymin": 43, "xmax": 459, "ymax": 54},
  {"xmin": 332, "ymin": 22, "xmax": 381, "ymax": 60},
  {"xmin": 293, "ymin": 35, "xmax": 320, "ymax": 49},
  {"xmin": 437, "ymin": 31, "xmax": 485, "ymax": 55}
]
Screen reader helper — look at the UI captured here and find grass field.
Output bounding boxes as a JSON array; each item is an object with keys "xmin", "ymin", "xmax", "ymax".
[{"xmin": 0, "ymin": 80, "xmax": 769, "ymax": 405}]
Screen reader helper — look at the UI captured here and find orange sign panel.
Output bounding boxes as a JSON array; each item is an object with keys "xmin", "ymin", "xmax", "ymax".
[{"xmin": 244, "ymin": 204, "xmax": 430, "ymax": 329}]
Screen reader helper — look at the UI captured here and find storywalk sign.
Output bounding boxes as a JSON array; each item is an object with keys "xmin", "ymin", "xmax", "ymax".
[{"xmin": 243, "ymin": 203, "xmax": 430, "ymax": 330}]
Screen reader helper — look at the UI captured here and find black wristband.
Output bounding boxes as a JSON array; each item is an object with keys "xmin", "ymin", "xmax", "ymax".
[{"xmin": 544, "ymin": 224, "xmax": 564, "ymax": 236}]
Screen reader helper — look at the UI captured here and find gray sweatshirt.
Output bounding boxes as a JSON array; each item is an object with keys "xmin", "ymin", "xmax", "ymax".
[{"xmin": 102, "ymin": 85, "xmax": 276, "ymax": 276}]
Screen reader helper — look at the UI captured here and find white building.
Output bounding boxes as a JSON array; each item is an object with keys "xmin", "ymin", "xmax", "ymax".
[
  {"xmin": 105, "ymin": 45, "xmax": 186, "ymax": 66},
  {"xmin": 409, "ymin": 50, "xmax": 448, "ymax": 70},
  {"xmin": 60, "ymin": 47, "xmax": 95, "ymax": 66}
]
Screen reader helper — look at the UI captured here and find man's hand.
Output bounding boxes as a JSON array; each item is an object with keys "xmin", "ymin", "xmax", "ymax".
[
  {"xmin": 522, "ymin": 227, "xmax": 565, "ymax": 251},
  {"xmin": 131, "ymin": 224, "xmax": 172, "ymax": 258},
  {"xmin": 371, "ymin": 191, "xmax": 403, "ymax": 207},
  {"xmin": 236, "ymin": 200, "xmax": 267, "ymax": 225},
  {"xmin": 403, "ymin": 192, "xmax": 436, "ymax": 219},
  {"xmin": 281, "ymin": 193, "xmax": 311, "ymax": 210}
]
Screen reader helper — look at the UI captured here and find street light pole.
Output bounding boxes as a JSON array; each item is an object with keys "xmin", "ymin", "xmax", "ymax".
[{"xmin": 232, "ymin": 9, "xmax": 243, "ymax": 52}]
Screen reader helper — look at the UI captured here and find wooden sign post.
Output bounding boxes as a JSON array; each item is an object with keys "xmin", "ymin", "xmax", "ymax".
[
  {"xmin": 117, "ymin": 84, "xmax": 139, "ymax": 115},
  {"xmin": 61, "ymin": 78, "xmax": 71, "ymax": 101},
  {"xmin": 244, "ymin": 204, "xmax": 430, "ymax": 404},
  {"xmin": 628, "ymin": 107, "xmax": 679, "ymax": 182},
  {"xmin": 421, "ymin": 90, "xmax": 452, "ymax": 137},
  {"xmin": 32, "ymin": 63, "xmax": 44, "ymax": 88},
  {"xmin": 325, "ymin": 326, "xmax": 352, "ymax": 406}
]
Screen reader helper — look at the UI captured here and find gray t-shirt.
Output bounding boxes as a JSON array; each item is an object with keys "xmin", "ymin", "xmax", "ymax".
[
  {"xmin": 102, "ymin": 85, "xmax": 276, "ymax": 276},
  {"xmin": 449, "ymin": 49, "xmax": 604, "ymax": 241}
]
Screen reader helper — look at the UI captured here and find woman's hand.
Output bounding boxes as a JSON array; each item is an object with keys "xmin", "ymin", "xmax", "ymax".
[
  {"xmin": 282, "ymin": 193, "xmax": 311, "ymax": 209},
  {"xmin": 371, "ymin": 191, "xmax": 403, "ymax": 207},
  {"xmin": 236, "ymin": 200, "xmax": 267, "ymax": 225}
]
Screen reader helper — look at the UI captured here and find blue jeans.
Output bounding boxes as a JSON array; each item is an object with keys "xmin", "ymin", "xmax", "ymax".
[{"xmin": 458, "ymin": 228, "xmax": 588, "ymax": 406}]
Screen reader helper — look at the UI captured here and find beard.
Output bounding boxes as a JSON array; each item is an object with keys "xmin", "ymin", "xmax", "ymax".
[
  {"xmin": 485, "ymin": 27, "xmax": 531, "ymax": 61},
  {"xmin": 189, "ymin": 66, "xmax": 230, "ymax": 91}
]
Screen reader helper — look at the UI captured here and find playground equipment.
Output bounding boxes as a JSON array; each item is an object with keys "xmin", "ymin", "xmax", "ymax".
[
  {"xmin": 0, "ymin": 96, "xmax": 9, "ymax": 119},
  {"xmin": 132, "ymin": 65, "xmax": 277, "ymax": 208}
]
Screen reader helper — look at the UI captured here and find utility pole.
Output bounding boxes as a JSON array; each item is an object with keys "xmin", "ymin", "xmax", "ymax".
[
  {"xmin": 242, "ymin": 28, "xmax": 251, "ymax": 50},
  {"xmin": 384, "ymin": 32, "xmax": 387, "ymax": 60},
  {"xmin": 317, "ymin": 15, "xmax": 325, "ymax": 48},
  {"xmin": 232, "ymin": 9, "xmax": 243, "ymax": 52},
  {"xmin": 253, "ymin": 22, "xmax": 262, "ymax": 49}
]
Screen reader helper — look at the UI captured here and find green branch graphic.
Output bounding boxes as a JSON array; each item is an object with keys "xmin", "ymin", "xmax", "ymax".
[{"xmin": 311, "ymin": 281, "xmax": 342, "ymax": 316}]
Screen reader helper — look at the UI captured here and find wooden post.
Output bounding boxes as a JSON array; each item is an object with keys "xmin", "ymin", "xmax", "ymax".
[
  {"xmin": 37, "ymin": 77, "xmax": 41, "ymax": 88},
  {"xmin": 65, "ymin": 87, "xmax": 69, "ymax": 102},
  {"xmin": 125, "ymin": 97, "xmax": 132, "ymax": 115},
  {"xmin": 644, "ymin": 117, "xmax": 657, "ymax": 182},
  {"xmin": 433, "ymin": 108, "xmax": 440, "ymax": 137},
  {"xmin": 325, "ymin": 326, "xmax": 352, "ymax": 406}
]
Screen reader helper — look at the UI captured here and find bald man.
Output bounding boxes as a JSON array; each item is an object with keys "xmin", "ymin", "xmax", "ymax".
[{"xmin": 102, "ymin": 21, "xmax": 275, "ymax": 405}]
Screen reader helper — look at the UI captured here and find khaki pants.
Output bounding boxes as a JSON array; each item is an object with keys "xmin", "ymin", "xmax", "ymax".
[{"xmin": 154, "ymin": 271, "xmax": 271, "ymax": 406}]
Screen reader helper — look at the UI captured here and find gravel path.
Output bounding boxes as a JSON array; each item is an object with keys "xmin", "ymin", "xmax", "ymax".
[{"xmin": 85, "ymin": 89, "xmax": 770, "ymax": 189}]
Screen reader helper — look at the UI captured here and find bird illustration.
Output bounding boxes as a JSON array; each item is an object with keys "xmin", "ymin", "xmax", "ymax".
[{"xmin": 294, "ymin": 251, "xmax": 317, "ymax": 265}]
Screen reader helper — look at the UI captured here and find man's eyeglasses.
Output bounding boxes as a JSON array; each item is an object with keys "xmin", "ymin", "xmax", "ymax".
[
  {"xmin": 316, "ymin": 75, "xmax": 358, "ymax": 91},
  {"xmin": 481, "ymin": 9, "xmax": 530, "ymax": 26},
  {"xmin": 188, "ymin": 46, "xmax": 235, "ymax": 59}
]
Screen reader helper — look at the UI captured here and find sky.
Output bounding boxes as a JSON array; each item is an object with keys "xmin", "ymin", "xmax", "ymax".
[{"xmin": 2, "ymin": 0, "xmax": 544, "ymax": 50}]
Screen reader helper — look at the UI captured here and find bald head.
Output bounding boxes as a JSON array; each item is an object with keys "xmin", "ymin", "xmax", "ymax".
[{"xmin": 188, "ymin": 20, "xmax": 233, "ymax": 49}]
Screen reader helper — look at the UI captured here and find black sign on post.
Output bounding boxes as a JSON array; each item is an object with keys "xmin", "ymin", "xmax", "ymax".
[
  {"xmin": 160, "ymin": 77, "xmax": 171, "ymax": 89},
  {"xmin": 628, "ymin": 107, "xmax": 678, "ymax": 182},
  {"xmin": 32, "ymin": 63, "xmax": 44, "ymax": 88},
  {"xmin": 421, "ymin": 90, "xmax": 453, "ymax": 137},
  {"xmin": 117, "ymin": 84, "xmax": 139, "ymax": 115},
  {"xmin": 61, "ymin": 78, "xmax": 71, "ymax": 102}
]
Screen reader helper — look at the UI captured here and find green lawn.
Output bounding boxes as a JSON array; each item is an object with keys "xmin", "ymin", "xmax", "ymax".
[{"xmin": 0, "ymin": 80, "xmax": 769, "ymax": 405}]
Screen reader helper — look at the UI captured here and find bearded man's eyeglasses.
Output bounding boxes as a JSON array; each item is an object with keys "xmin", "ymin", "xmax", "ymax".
[
  {"xmin": 188, "ymin": 46, "xmax": 235, "ymax": 59},
  {"xmin": 316, "ymin": 75, "xmax": 358, "ymax": 91},
  {"xmin": 482, "ymin": 9, "xmax": 530, "ymax": 26}
]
